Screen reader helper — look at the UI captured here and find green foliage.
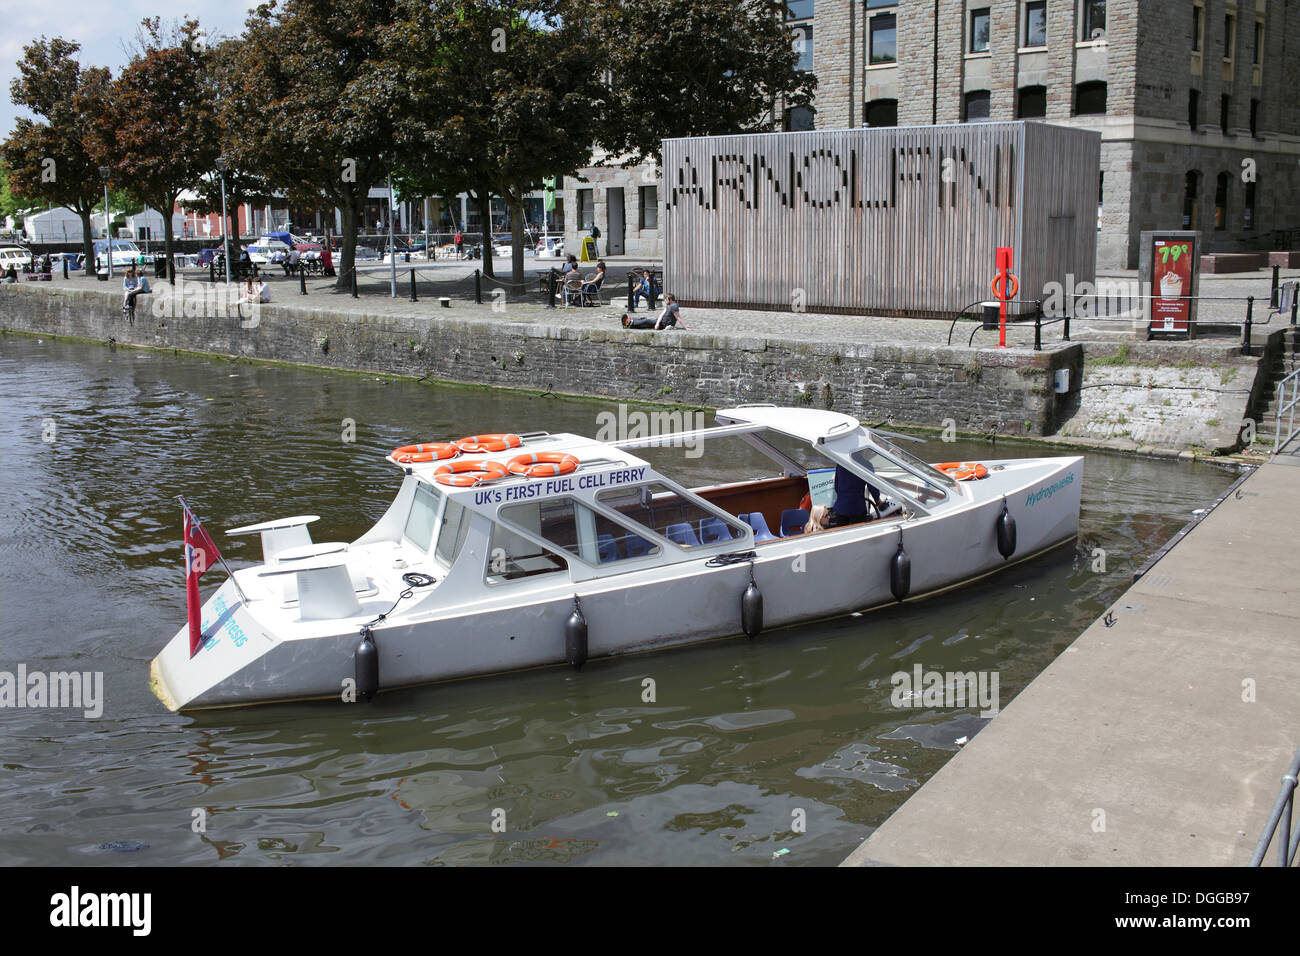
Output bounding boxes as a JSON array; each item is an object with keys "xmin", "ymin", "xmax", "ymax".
[{"xmin": 598, "ymin": 0, "xmax": 816, "ymax": 163}]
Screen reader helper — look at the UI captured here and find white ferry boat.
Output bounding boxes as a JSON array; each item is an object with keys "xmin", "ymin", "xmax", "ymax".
[{"xmin": 150, "ymin": 406, "xmax": 1082, "ymax": 711}]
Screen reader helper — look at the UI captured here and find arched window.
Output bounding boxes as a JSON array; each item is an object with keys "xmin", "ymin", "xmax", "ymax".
[
  {"xmin": 1183, "ymin": 171, "xmax": 1199, "ymax": 229},
  {"xmin": 864, "ymin": 99, "xmax": 898, "ymax": 127},
  {"xmin": 1075, "ymin": 81, "xmax": 1107, "ymax": 115},
  {"xmin": 1017, "ymin": 86, "xmax": 1047, "ymax": 118},
  {"xmin": 1214, "ymin": 172, "xmax": 1230, "ymax": 230}
]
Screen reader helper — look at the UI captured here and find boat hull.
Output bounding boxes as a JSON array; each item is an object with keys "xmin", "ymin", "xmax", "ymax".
[{"xmin": 151, "ymin": 456, "xmax": 1082, "ymax": 711}]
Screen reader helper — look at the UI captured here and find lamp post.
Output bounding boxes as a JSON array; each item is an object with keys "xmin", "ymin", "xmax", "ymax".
[
  {"xmin": 98, "ymin": 166, "xmax": 112, "ymax": 279},
  {"xmin": 387, "ymin": 170, "xmax": 397, "ymax": 298},
  {"xmin": 215, "ymin": 156, "xmax": 231, "ymax": 293}
]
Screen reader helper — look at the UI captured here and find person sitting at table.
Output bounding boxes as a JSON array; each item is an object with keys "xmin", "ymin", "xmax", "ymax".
[{"xmin": 582, "ymin": 261, "xmax": 607, "ymax": 305}]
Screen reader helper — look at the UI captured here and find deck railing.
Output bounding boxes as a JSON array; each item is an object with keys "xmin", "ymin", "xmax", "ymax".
[{"xmin": 1275, "ymin": 367, "xmax": 1300, "ymax": 453}]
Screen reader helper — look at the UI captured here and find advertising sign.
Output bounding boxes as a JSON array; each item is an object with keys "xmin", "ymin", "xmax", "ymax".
[{"xmin": 1149, "ymin": 234, "xmax": 1196, "ymax": 337}]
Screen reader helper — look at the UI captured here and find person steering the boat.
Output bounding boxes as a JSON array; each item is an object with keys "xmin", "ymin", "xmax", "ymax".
[{"xmin": 822, "ymin": 464, "xmax": 884, "ymax": 528}]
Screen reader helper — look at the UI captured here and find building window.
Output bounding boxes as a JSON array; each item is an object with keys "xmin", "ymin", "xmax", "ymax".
[
  {"xmin": 1214, "ymin": 172, "xmax": 1229, "ymax": 230},
  {"xmin": 784, "ymin": 105, "xmax": 815, "ymax": 131},
  {"xmin": 1250, "ymin": 98, "xmax": 1259, "ymax": 138},
  {"xmin": 1081, "ymin": 0, "xmax": 1106, "ymax": 41},
  {"xmin": 1224, "ymin": 14, "xmax": 1235, "ymax": 61},
  {"xmin": 1244, "ymin": 181, "xmax": 1256, "ymax": 230},
  {"xmin": 865, "ymin": 0, "xmax": 896, "ymax": 6},
  {"xmin": 970, "ymin": 8, "xmax": 991, "ymax": 53},
  {"xmin": 869, "ymin": 13, "xmax": 897, "ymax": 64},
  {"xmin": 1220, "ymin": 94, "xmax": 1230, "ymax": 134},
  {"xmin": 792, "ymin": 24, "xmax": 813, "ymax": 71},
  {"xmin": 1024, "ymin": 1, "xmax": 1047, "ymax": 47},
  {"xmin": 964, "ymin": 90, "xmax": 991, "ymax": 122},
  {"xmin": 1075, "ymin": 81, "xmax": 1107, "ymax": 115},
  {"xmin": 785, "ymin": 0, "xmax": 813, "ymax": 18},
  {"xmin": 1017, "ymin": 85, "xmax": 1047, "ymax": 118},
  {"xmin": 1253, "ymin": 21, "xmax": 1263, "ymax": 65},
  {"xmin": 864, "ymin": 99, "xmax": 898, "ymax": 127},
  {"xmin": 577, "ymin": 188, "xmax": 593, "ymax": 230},
  {"xmin": 1192, "ymin": 4, "xmax": 1202, "ymax": 52},
  {"xmin": 1183, "ymin": 171, "xmax": 1199, "ymax": 229},
  {"xmin": 1188, "ymin": 89, "xmax": 1200, "ymax": 130},
  {"xmin": 639, "ymin": 185, "xmax": 658, "ymax": 230}
]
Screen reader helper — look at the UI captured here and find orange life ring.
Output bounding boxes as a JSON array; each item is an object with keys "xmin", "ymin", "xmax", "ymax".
[
  {"xmin": 936, "ymin": 461, "xmax": 989, "ymax": 481},
  {"xmin": 455, "ymin": 433, "xmax": 522, "ymax": 454},
  {"xmin": 990, "ymin": 272, "xmax": 1019, "ymax": 300},
  {"xmin": 392, "ymin": 442, "xmax": 460, "ymax": 463},
  {"xmin": 506, "ymin": 452, "xmax": 580, "ymax": 478},
  {"xmin": 433, "ymin": 459, "xmax": 509, "ymax": 487}
]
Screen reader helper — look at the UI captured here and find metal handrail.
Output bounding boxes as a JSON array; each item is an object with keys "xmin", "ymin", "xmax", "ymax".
[
  {"xmin": 1275, "ymin": 367, "xmax": 1300, "ymax": 452},
  {"xmin": 1249, "ymin": 747, "xmax": 1300, "ymax": 866}
]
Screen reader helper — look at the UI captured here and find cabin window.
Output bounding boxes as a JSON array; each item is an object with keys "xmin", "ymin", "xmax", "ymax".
[
  {"xmin": 487, "ymin": 503, "xmax": 571, "ymax": 583},
  {"xmin": 597, "ymin": 483, "xmax": 746, "ymax": 549},
  {"xmin": 403, "ymin": 483, "xmax": 443, "ymax": 550},
  {"xmin": 500, "ymin": 496, "xmax": 664, "ymax": 566},
  {"xmin": 852, "ymin": 438, "xmax": 954, "ymax": 503},
  {"xmin": 434, "ymin": 496, "xmax": 471, "ymax": 566}
]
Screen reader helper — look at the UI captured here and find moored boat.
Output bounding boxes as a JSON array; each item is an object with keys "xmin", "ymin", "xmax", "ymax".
[{"xmin": 150, "ymin": 405, "xmax": 1082, "ymax": 711}]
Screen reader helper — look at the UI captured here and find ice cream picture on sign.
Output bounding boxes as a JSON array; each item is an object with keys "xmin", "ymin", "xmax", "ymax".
[{"xmin": 1151, "ymin": 238, "xmax": 1193, "ymax": 335}]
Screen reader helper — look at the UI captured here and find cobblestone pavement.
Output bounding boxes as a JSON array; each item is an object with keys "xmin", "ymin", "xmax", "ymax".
[{"xmin": 34, "ymin": 261, "xmax": 1297, "ymax": 351}]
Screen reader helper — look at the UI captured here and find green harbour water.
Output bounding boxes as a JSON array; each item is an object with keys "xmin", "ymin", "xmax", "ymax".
[{"xmin": 0, "ymin": 334, "xmax": 1240, "ymax": 866}]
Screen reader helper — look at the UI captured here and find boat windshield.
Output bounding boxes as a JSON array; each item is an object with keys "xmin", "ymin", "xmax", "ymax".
[
  {"xmin": 868, "ymin": 432, "xmax": 959, "ymax": 491},
  {"xmin": 848, "ymin": 445, "xmax": 950, "ymax": 505}
]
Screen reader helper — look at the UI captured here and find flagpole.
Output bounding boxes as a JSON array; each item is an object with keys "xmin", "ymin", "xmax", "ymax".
[{"xmin": 178, "ymin": 496, "xmax": 250, "ymax": 605}]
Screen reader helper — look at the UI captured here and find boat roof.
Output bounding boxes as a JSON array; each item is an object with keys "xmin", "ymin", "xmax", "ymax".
[{"xmin": 715, "ymin": 405, "xmax": 862, "ymax": 443}]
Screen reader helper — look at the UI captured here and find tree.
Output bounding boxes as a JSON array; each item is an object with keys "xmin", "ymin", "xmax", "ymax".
[
  {"xmin": 398, "ymin": 0, "xmax": 606, "ymax": 282},
  {"xmin": 598, "ymin": 0, "xmax": 816, "ymax": 164},
  {"xmin": 93, "ymin": 19, "xmax": 220, "ymax": 281},
  {"xmin": 2, "ymin": 38, "xmax": 112, "ymax": 269},
  {"xmin": 226, "ymin": 0, "xmax": 404, "ymax": 291}
]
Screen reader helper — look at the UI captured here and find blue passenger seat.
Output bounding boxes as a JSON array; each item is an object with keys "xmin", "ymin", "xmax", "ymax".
[
  {"xmin": 780, "ymin": 509, "xmax": 809, "ymax": 537},
  {"xmin": 699, "ymin": 516, "xmax": 732, "ymax": 544},
  {"xmin": 742, "ymin": 512, "xmax": 778, "ymax": 542},
  {"xmin": 666, "ymin": 522, "xmax": 700, "ymax": 547},
  {"xmin": 597, "ymin": 533, "xmax": 620, "ymax": 563}
]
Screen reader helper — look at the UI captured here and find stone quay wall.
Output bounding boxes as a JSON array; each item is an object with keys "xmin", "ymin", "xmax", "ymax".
[{"xmin": 0, "ymin": 283, "xmax": 1079, "ymax": 438}]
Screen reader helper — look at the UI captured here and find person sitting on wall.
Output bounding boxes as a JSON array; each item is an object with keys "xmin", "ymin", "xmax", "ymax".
[
  {"xmin": 653, "ymin": 293, "xmax": 685, "ymax": 330},
  {"xmin": 3, "ymin": 266, "xmax": 16, "ymax": 283},
  {"xmin": 122, "ymin": 266, "xmax": 142, "ymax": 313}
]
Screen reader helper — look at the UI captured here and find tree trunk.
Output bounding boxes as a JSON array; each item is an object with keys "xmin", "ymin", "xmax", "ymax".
[
  {"xmin": 334, "ymin": 200, "xmax": 358, "ymax": 292},
  {"xmin": 509, "ymin": 199, "xmax": 525, "ymax": 285},
  {"xmin": 475, "ymin": 191, "xmax": 494, "ymax": 279},
  {"xmin": 163, "ymin": 194, "xmax": 177, "ymax": 284},
  {"xmin": 77, "ymin": 208, "xmax": 94, "ymax": 279}
]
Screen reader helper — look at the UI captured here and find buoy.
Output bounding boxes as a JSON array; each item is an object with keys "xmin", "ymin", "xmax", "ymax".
[
  {"xmin": 996, "ymin": 500, "xmax": 1017, "ymax": 559},
  {"xmin": 890, "ymin": 528, "xmax": 911, "ymax": 602},
  {"xmin": 565, "ymin": 595, "xmax": 588, "ymax": 669},
  {"xmin": 355, "ymin": 626, "xmax": 378, "ymax": 702},
  {"xmin": 741, "ymin": 566, "xmax": 763, "ymax": 638}
]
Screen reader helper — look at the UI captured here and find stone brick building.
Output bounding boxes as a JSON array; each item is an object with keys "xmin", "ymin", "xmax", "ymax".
[{"xmin": 788, "ymin": 0, "xmax": 1300, "ymax": 267}]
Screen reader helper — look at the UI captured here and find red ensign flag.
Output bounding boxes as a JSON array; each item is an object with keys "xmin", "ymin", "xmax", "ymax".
[{"xmin": 181, "ymin": 499, "xmax": 222, "ymax": 657}]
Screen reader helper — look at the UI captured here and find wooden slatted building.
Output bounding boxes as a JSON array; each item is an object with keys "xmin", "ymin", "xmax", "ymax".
[{"xmin": 662, "ymin": 121, "xmax": 1100, "ymax": 318}]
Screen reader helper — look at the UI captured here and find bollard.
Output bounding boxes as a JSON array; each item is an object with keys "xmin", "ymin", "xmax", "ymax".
[
  {"xmin": 1242, "ymin": 296, "xmax": 1253, "ymax": 355},
  {"xmin": 1034, "ymin": 313, "xmax": 1042, "ymax": 351},
  {"xmin": 548, "ymin": 270, "xmax": 556, "ymax": 309},
  {"xmin": 1292, "ymin": 287, "xmax": 1298, "ymax": 327},
  {"xmin": 474, "ymin": 268, "xmax": 482, "ymax": 304},
  {"xmin": 409, "ymin": 268, "xmax": 417, "ymax": 303},
  {"xmin": 209, "ymin": 261, "xmax": 216, "ymax": 283},
  {"xmin": 62, "ymin": 257, "xmax": 68, "ymax": 279},
  {"xmin": 649, "ymin": 272, "xmax": 659, "ymax": 311},
  {"xmin": 351, "ymin": 266, "xmax": 358, "ymax": 299},
  {"xmin": 299, "ymin": 265, "xmax": 307, "ymax": 295},
  {"xmin": 1271, "ymin": 264, "xmax": 1280, "ymax": 309},
  {"xmin": 626, "ymin": 273, "xmax": 635, "ymax": 311}
]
